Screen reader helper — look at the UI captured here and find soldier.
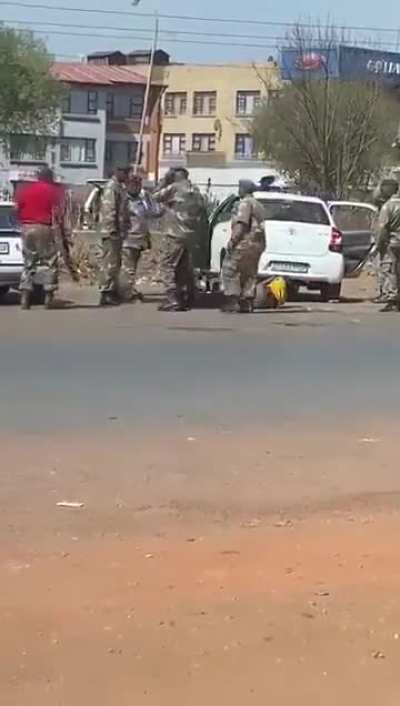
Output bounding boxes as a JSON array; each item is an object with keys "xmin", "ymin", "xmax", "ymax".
[
  {"xmin": 98, "ymin": 166, "xmax": 130, "ymax": 307},
  {"xmin": 376, "ymin": 181, "xmax": 400, "ymax": 312},
  {"xmin": 15, "ymin": 166, "xmax": 62, "ymax": 310},
  {"xmin": 372, "ymin": 179, "xmax": 399, "ymax": 304},
  {"xmin": 153, "ymin": 168, "xmax": 205, "ymax": 312},
  {"xmin": 121, "ymin": 173, "xmax": 157, "ymax": 302},
  {"xmin": 221, "ymin": 180, "xmax": 266, "ymax": 313}
]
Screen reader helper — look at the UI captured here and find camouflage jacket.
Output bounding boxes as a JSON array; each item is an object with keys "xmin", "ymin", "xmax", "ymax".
[
  {"xmin": 153, "ymin": 180, "xmax": 205, "ymax": 241},
  {"xmin": 377, "ymin": 196, "xmax": 400, "ymax": 247},
  {"xmin": 231, "ymin": 195, "xmax": 266, "ymax": 250},
  {"xmin": 99, "ymin": 177, "xmax": 129, "ymax": 240}
]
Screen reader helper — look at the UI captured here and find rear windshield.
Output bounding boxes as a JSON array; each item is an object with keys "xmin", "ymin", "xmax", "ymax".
[
  {"xmin": 258, "ymin": 199, "xmax": 330, "ymax": 226},
  {"xmin": 330, "ymin": 205, "xmax": 375, "ymax": 231},
  {"xmin": 0, "ymin": 206, "xmax": 18, "ymax": 230}
]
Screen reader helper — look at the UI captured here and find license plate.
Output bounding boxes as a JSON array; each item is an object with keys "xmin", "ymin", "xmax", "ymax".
[
  {"xmin": 270, "ymin": 261, "xmax": 308, "ymax": 273},
  {"xmin": 0, "ymin": 242, "xmax": 9, "ymax": 255}
]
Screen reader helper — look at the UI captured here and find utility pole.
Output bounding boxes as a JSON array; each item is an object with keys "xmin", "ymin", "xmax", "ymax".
[{"xmin": 135, "ymin": 11, "xmax": 159, "ymax": 173}]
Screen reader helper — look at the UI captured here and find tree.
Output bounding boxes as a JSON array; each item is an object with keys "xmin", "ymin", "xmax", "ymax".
[
  {"xmin": 252, "ymin": 25, "xmax": 400, "ymax": 198},
  {"xmin": 0, "ymin": 27, "xmax": 62, "ymax": 151}
]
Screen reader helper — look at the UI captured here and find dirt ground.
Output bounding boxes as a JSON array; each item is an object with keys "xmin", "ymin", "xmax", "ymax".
[{"xmin": 2, "ymin": 421, "xmax": 400, "ymax": 706}]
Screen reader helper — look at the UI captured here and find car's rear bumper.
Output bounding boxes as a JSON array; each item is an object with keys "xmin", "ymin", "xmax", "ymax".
[
  {"xmin": 0, "ymin": 265, "xmax": 23, "ymax": 287},
  {"xmin": 258, "ymin": 253, "xmax": 344, "ymax": 284}
]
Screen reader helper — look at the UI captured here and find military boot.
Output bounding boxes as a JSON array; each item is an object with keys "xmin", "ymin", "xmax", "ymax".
[
  {"xmin": 239, "ymin": 298, "xmax": 254, "ymax": 314},
  {"xmin": 44, "ymin": 291, "xmax": 55, "ymax": 310},
  {"xmin": 99, "ymin": 292, "xmax": 120, "ymax": 307},
  {"xmin": 158, "ymin": 299, "xmax": 186, "ymax": 312},
  {"xmin": 220, "ymin": 296, "xmax": 240, "ymax": 313},
  {"xmin": 380, "ymin": 300, "xmax": 400, "ymax": 312},
  {"xmin": 20, "ymin": 290, "xmax": 31, "ymax": 310}
]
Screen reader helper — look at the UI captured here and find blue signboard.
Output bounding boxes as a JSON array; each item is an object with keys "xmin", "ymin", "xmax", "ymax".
[
  {"xmin": 339, "ymin": 45, "xmax": 400, "ymax": 85},
  {"xmin": 280, "ymin": 46, "xmax": 340, "ymax": 80},
  {"xmin": 280, "ymin": 44, "xmax": 400, "ymax": 86}
]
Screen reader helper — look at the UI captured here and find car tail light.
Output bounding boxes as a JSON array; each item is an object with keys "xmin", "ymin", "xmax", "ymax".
[{"xmin": 329, "ymin": 227, "xmax": 343, "ymax": 253}]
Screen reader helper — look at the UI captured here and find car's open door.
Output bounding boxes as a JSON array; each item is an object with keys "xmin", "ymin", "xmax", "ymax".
[{"xmin": 328, "ymin": 201, "xmax": 377, "ymax": 277}]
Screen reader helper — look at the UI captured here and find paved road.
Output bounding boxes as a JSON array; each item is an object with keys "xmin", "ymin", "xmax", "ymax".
[{"xmin": 0, "ymin": 281, "xmax": 398, "ymax": 434}]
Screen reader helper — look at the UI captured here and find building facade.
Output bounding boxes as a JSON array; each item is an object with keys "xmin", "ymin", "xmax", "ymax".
[
  {"xmin": 158, "ymin": 61, "xmax": 281, "ymax": 196},
  {"xmin": 0, "ymin": 62, "xmax": 164, "ymax": 188}
]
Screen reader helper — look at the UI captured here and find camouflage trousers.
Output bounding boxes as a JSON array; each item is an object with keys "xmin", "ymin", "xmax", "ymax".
[
  {"xmin": 20, "ymin": 224, "xmax": 58, "ymax": 292},
  {"xmin": 160, "ymin": 235, "xmax": 195, "ymax": 306},
  {"xmin": 379, "ymin": 241, "xmax": 400, "ymax": 302},
  {"xmin": 121, "ymin": 247, "xmax": 142, "ymax": 297},
  {"xmin": 222, "ymin": 243, "xmax": 263, "ymax": 301},
  {"xmin": 374, "ymin": 251, "xmax": 393, "ymax": 300},
  {"xmin": 99, "ymin": 237, "xmax": 122, "ymax": 294}
]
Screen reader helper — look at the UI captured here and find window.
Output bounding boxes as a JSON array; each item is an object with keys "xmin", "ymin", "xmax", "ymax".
[
  {"xmin": 87, "ymin": 91, "xmax": 98, "ymax": 115},
  {"xmin": 164, "ymin": 92, "xmax": 187, "ymax": 116},
  {"xmin": 213, "ymin": 196, "xmax": 239, "ymax": 225},
  {"xmin": 258, "ymin": 199, "xmax": 330, "ymax": 226},
  {"xmin": 163, "ymin": 133, "xmax": 186, "ymax": 155},
  {"xmin": 106, "ymin": 93, "xmax": 114, "ymax": 118},
  {"xmin": 129, "ymin": 95, "xmax": 143, "ymax": 119},
  {"xmin": 235, "ymin": 134, "xmax": 256, "ymax": 159},
  {"xmin": 60, "ymin": 138, "xmax": 96, "ymax": 164},
  {"xmin": 0, "ymin": 206, "xmax": 18, "ymax": 230},
  {"xmin": 329, "ymin": 204, "xmax": 375, "ymax": 232},
  {"xmin": 193, "ymin": 91, "xmax": 217, "ymax": 116},
  {"xmin": 10, "ymin": 137, "xmax": 47, "ymax": 162},
  {"xmin": 192, "ymin": 133, "xmax": 216, "ymax": 152},
  {"xmin": 61, "ymin": 91, "xmax": 71, "ymax": 114},
  {"xmin": 236, "ymin": 91, "xmax": 261, "ymax": 116}
]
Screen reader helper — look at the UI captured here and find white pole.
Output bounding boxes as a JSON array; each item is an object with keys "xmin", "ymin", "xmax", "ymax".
[{"xmin": 135, "ymin": 11, "xmax": 159, "ymax": 172}]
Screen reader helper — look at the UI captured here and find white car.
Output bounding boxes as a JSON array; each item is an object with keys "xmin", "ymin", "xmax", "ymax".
[
  {"xmin": 0, "ymin": 202, "xmax": 23, "ymax": 299},
  {"xmin": 208, "ymin": 191, "xmax": 345, "ymax": 302}
]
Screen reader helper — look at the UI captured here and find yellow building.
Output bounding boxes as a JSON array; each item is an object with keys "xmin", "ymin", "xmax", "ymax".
[{"xmin": 159, "ymin": 60, "xmax": 281, "ymax": 196}]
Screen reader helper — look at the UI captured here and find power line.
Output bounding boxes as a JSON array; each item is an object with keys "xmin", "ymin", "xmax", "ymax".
[
  {"xmin": 3, "ymin": 19, "xmax": 399, "ymax": 52},
  {"xmin": 0, "ymin": 17, "xmax": 290, "ymax": 43},
  {"xmin": 0, "ymin": 0, "xmax": 398, "ymax": 36},
  {"xmin": 4, "ymin": 24, "xmax": 278, "ymax": 50}
]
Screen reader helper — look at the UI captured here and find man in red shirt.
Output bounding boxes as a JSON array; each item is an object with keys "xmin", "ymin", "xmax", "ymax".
[{"xmin": 15, "ymin": 166, "xmax": 62, "ymax": 310}]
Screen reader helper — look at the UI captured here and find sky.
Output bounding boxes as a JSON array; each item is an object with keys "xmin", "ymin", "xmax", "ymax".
[{"xmin": 0, "ymin": 0, "xmax": 399, "ymax": 63}]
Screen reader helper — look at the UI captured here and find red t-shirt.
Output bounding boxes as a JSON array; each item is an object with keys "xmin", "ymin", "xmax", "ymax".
[{"xmin": 16, "ymin": 180, "xmax": 63, "ymax": 226}]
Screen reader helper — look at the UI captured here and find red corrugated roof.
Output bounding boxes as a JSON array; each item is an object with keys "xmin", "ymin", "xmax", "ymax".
[{"xmin": 52, "ymin": 63, "xmax": 147, "ymax": 86}]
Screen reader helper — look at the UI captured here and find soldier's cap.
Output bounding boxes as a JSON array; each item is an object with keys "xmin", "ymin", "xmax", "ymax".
[
  {"xmin": 239, "ymin": 179, "xmax": 257, "ymax": 194},
  {"xmin": 173, "ymin": 167, "xmax": 189, "ymax": 178},
  {"xmin": 114, "ymin": 165, "xmax": 131, "ymax": 175}
]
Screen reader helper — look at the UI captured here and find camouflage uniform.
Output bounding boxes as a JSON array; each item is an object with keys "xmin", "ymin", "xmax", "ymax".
[
  {"xmin": 98, "ymin": 177, "xmax": 129, "ymax": 294},
  {"xmin": 121, "ymin": 192, "xmax": 152, "ymax": 299},
  {"xmin": 153, "ymin": 179, "xmax": 204, "ymax": 307},
  {"xmin": 222, "ymin": 195, "xmax": 266, "ymax": 305},
  {"xmin": 20, "ymin": 224, "xmax": 58, "ymax": 292},
  {"xmin": 376, "ymin": 194, "xmax": 400, "ymax": 305},
  {"xmin": 372, "ymin": 183, "xmax": 398, "ymax": 301}
]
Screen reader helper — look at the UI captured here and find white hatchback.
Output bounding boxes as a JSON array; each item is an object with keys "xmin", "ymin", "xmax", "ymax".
[
  {"xmin": 0, "ymin": 202, "xmax": 23, "ymax": 299},
  {"xmin": 209, "ymin": 192, "xmax": 345, "ymax": 301}
]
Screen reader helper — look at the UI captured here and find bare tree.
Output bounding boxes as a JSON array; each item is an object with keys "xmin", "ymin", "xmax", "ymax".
[{"xmin": 253, "ymin": 24, "xmax": 400, "ymax": 198}]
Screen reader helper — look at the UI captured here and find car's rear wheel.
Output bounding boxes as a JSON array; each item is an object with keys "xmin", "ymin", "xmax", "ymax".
[
  {"xmin": 320, "ymin": 283, "xmax": 342, "ymax": 302},
  {"xmin": 0, "ymin": 285, "xmax": 10, "ymax": 300}
]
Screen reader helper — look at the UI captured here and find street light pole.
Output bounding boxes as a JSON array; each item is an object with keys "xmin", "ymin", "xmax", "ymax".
[{"xmin": 135, "ymin": 11, "xmax": 159, "ymax": 173}]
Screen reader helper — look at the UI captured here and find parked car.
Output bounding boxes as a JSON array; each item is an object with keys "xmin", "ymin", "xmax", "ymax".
[
  {"xmin": 0, "ymin": 201, "xmax": 23, "ymax": 299},
  {"xmin": 328, "ymin": 201, "xmax": 377, "ymax": 277},
  {"xmin": 202, "ymin": 192, "xmax": 345, "ymax": 302}
]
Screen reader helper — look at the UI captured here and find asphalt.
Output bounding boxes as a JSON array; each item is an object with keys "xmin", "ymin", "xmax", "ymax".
[{"xmin": 0, "ymin": 281, "xmax": 399, "ymax": 435}]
